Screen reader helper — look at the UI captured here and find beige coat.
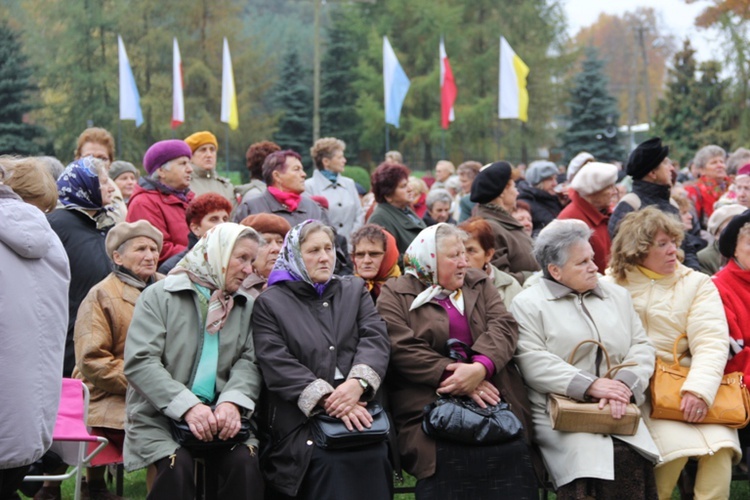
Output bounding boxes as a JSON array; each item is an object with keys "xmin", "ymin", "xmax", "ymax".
[
  {"xmin": 602, "ymin": 264, "xmax": 741, "ymax": 464},
  {"xmin": 490, "ymin": 264, "xmax": 523, "ymax": 308},
  {"xmin": 511, "ymin": 278, "xmax": 659, "ymax": 488}
]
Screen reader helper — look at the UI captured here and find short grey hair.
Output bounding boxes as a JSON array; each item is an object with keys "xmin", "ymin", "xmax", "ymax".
[
  {"xmin": 237, "ymin": 226, "xmax": 263, "ymax": 246},
  {"xmin": 534, "ymin": 219, "xmax": 592, "ymax": 278},
  {"xmin": 426, "ymin": 188, "xmax": 453, "ymax": 210},
  {"xmin": 435, "ymin": 223, "xmax": 468, "ymax": 254},
  {"xmin": 299, "ymin": 220, "xmax": 335, "ymax": 246},
  {"xmin": 693, "ymin": 145, "xmax": 726, "ymax": 170},
  {"xmin": 727, "ymin": 148, "xmax": 750, "ymax": 176}
]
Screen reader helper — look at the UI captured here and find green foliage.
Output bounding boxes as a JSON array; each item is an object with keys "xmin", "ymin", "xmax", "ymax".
[
  {"xmin": 342, "ymin": 165, "xmax": 370, "ymax": 191},
  {"xmin": 272, "ymin": 47, "xmax": 313, "ymax": 166},
  {"xmin": 0, "ymin": 21, "xmax": 46, "ymax": 155},
  {"xmin": 559, "ymin": 47, "xmax": 625, "ymax": 163}
]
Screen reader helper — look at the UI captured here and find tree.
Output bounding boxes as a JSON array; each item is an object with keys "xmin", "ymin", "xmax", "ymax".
[
  {"xmin": 272, "ymin": 48, "xmax": 313, "ymax": 166},
  {"xmin": 559, "ymin": 47, "xmax": 625, "ymax": 163},
  {"xmin": 0, "ymin": 22, "xmax": 45, "ymax": 155}
]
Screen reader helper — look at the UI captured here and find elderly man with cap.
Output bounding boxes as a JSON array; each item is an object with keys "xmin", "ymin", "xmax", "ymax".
[
  {"xmin": 72, "ymin": 220, "xmax": 163, "ymax": 499},
  {"xmin": 609, "ymin": 137, "xmax": 702, "ymax": 270},
  {"xmin": 518, "ymin": 160, "xmax": 563, "ymax": 237},
  {"xmin": 127, "ymin": 139, "xmax": 194, "ymax": 264},
  {"xmin": 238, "ymin": 213, "xmax": 292, "ymax": 298},
  {"xmin": 471, "ymin": 161, "xmax": 540, "ymax": 285},
  {"xmin": 184, "ymin": 131, "xmax": 236, "ymax": 204},
  {"xmin": 558, "ymin": 162, "xmax": 618, "ymax": 273}
]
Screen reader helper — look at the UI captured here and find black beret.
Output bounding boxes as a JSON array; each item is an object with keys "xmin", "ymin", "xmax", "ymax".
[
  {"xmin": 470, "ymin": 161, "xmax": 512, "ymax": 204},
  {"xmin": 626, "ymin": 137, "xmax": 669, "ymax": 180},
  {"xmin": 718, "ymin": 209, "xmax": 750, "ymax": 258}
]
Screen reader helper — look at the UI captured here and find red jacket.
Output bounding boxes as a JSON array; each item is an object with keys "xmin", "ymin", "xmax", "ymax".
[
  {"xmin": 685, "ymin": 176, "xmax": 731, "ymax": 228},
  {"xmin": 557, "ymin": 190, "xmax": 611, "ymax": 273},
  {"xmin": 126, "ymin": 184, "xmax": 194, "ymax": 264},
  {"xmin": 713, "ymin": 259, "xmax": 750, "ymax": 375}
]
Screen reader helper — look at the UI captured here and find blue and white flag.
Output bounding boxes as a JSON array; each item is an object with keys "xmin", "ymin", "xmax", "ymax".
[
  {"xmin": 383, "ymin": 36, "xmax": 410, "ymax": 128},
  {"xmin": 118, "ymin": 35, "xmax": 143, "ymax": 127}
]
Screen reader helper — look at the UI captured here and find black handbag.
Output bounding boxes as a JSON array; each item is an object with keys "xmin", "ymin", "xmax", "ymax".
[
  {"xmin": 169, "ymin": 406, "xmax": 254, "ymax": 451},
  {"xmin": 310, "ymin": 403, "xmax": 390, "ymax": 450},
  {"xmin": 421, "ymin": 339, "xmax": 523, "ymax": 445}
]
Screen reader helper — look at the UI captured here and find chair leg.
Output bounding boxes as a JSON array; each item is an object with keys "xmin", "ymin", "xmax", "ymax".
[{"xmin": 116, "ymin": 463, "xmax": 124, "ymax": 496}]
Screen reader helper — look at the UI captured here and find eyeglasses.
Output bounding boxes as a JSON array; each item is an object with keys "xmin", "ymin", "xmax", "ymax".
[{"xmin": 353, "ymin": 251, "xmax": 385, "ymax": 260}]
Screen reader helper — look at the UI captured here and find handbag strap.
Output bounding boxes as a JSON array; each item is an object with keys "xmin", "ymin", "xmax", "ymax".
[
  {"xmin": 446, "ymin": 338, "xmax": 474, "ymax": 363},
  {"xmin": 567, "ymin": 339, "xmax": 611, "ymax": 373}
]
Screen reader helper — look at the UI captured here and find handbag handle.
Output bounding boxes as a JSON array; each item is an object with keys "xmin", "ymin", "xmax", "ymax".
[
  {"xmin": 446, "ymin": 338, "xmax": 475, "ymax": 363},
  {"xmin": 567, "ymin": 339, "xmax": 637, "ymax": 380},
  {"xmin": 670, "ymin": 334, "xmax": 690, "ymax": 367}
]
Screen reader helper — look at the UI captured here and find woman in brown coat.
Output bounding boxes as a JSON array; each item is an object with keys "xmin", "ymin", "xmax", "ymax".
[{"xmin": 377, "ymin": 223, "xmax": 537, "ymax": 499}]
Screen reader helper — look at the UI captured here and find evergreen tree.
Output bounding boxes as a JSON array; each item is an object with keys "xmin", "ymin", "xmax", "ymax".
[
  {"xmin": 272, "ymin": 48, "xmax": 313, "ymax": 167},
  {"xmin": 560, "ymin": 47, "xmax": 624, "ymax": 163},
  {"xmin": 0, "ymin": 22, "xmax": 45, "ymax": 155}
]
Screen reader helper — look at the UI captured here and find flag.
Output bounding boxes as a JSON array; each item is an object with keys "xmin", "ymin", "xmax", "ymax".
[
  {"xmin": 221, "ymin": 37, "xmax": 239, "ymax": 130},
  {"xmin": 498, "ymin": 36, "xmax": 529, "ymax": 122},
  {"xmin": 118, "ymin": 35, "xmax": 143, "ymax": 127},
  {"xmin": 383, "ymin": 36, "xmax": 410, "ymax": 128},
  {"xmin": 439, "ymin": 37, "xmax": 457, "ymax": 130},
  {"xmin": 172, "ymin": 38, "xmax": 184, "ymax": 129}
]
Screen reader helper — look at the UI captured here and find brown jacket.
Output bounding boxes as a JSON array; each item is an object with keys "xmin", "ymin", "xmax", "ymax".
[
  {"xmin": 376, "ymin": 269, "xmax": 533, "ymax": 480},
  {"xmin": 474, "ymin": 203, "xmax": 539, "ymax": 285},
  {"xmin": 73, "ymin": 272, "xmax": 161, "ymax": 429}
]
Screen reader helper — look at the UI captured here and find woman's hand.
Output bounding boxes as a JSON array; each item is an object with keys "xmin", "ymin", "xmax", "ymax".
[
  {"xmin": 214, "ymin": 402, "xmax": 242, "ymax": 440},
  {"xmin": 340, "ymin": 403, "xmax": 373, "ymax": 432},
  {"xmin": 469, "ymin": 380, "xmax": 501, "ymax": 408},
  {"xmin": 184, "ymin": 403, "xmax": 218, "ymax": 441},
  {"xmin": 681, "ymin": 391, "xmax": 708, "ymax": 423},
  {"xmin": 585, "ymin": 378, "xmax": 632, "ymax": 404},
  {"xmin": 597, "ymin": 398, "xmax": 628, "ymax": 419},
  {"xmin": 325, "ymin": 379, "xmax": 365, "ymax": 418},
  {"xmin": 438, "ymin": 362, "xmax": 487, "ymax": 396}
]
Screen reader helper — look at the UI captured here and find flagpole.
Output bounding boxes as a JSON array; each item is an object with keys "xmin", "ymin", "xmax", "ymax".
[
  {"xmin": 225, "ymin": 124, "xmax": 230, "ymax": 178},
  {"xmin": 441, "ymin": 130, "xmax": 446, "ymax": 160},
  {"xmin": 385, "ymin": 124, "xmax": 390, "ymax": 154},
  {"xmin": 118, "ymin": 121, "xmax": 122, "ymax": 161}
]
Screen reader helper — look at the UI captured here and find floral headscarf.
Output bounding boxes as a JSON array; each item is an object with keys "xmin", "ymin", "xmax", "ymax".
[
  {"xmin": 57, "ymin": 157, "xmax": 104, "ymax": 210},
  {"xmin": 171, "ymin": 222, "xmax": 257, "ymax": 334},
  {"xmin": 404, "ymin": 223, "xmax": 464, "ymax": 314},
  {"xmin": 267, "ymin": 219, "xmax": 336, "ymax": 296},
  {"xmin": 356, "ymin": 228, "xmax": 401, "ymax": 297}
]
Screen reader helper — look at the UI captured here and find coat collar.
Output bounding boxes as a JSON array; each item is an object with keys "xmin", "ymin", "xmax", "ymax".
[
  {"xmin": 632, "ymin": 179, "xmax": 671, "ymax": 201},
  {"xmin": 567, "ymin": 190, "xmax": 610, "ymax": 224},
  {"xmin": 377, "ymin": 201, "xmax": 424, "ymax": 229},
  {"xmin": 389, "ymin": 268, "xmax": 486, "ymax": 318},
  {"xmin": 163, "ymin": 272, "xmax": 249, "ymax": 305},
  {"xmin": 263, "ymin": 190, "xmax": 309, "ymax": 214},
  {"xmin": 540, "ymin": 277, "xmax": 606, "ymax": 300}
]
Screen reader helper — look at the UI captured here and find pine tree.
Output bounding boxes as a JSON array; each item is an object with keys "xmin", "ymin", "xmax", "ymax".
[
  {"xmin": 272, "ymin": 48, "xmax": 313, "ymax": 167},
  {"xmin": 560, "ymin": 47, "xmax": 624, "ymax": 163},
  {"xmin": 0, "ymin": 22, "xmax": 45, "ymax": 155}
]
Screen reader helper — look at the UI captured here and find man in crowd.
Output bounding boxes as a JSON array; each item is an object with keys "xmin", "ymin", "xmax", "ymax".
[{"xmin": 184, "ymin": 131, "xmax": 236, "ymax": 204}]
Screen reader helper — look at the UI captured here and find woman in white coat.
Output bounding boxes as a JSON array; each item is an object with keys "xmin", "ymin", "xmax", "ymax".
[
  {"xmin": 605, "ymin": 206, "xmax": 740, "ymax": 500},
  {"xmin": 511, "ymin": 219, "xmax": 659, "ymax": 499}
]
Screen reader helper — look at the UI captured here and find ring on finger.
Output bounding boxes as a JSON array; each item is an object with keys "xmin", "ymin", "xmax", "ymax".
[{"xmin": 479, "ymin": 390, "xmax": 484, "ymax": 395}]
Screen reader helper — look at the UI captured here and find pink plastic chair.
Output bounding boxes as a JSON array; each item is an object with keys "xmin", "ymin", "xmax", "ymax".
[{"xmin": 24, "ymin": 378, "xmax": 109, "ymax": 500}]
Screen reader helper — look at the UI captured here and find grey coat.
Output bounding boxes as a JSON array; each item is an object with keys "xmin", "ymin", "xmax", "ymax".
[{"xmin": 123, "ymin": 273, "xmax": 262, "ymax": 471}]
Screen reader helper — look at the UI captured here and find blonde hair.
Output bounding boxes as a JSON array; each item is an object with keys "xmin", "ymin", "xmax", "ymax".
[
  {"xmin": 2, "ymin": 156, "xmax": 58, "ymax": 213},
  {"xmin": 310, "ymin": 137, "xmax": 345, "ymax": 170},
  {"xmin": 609, "ymin": 206, "xmax": 684, "ymax": 282}
]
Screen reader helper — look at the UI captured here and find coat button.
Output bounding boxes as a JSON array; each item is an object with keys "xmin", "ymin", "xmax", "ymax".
[
  {"xmin": 339, "ymin": 223, "xmax": 344, "ymax": 228},
  {"xmin": 323, "ymin": 302, "xmax": 329, "ymax": 307},
  {"xmin": 329, "ymin": 346, "xmax": 335, "ymax": 351},
  {"xmin": 306, "ymin": 440, "xmax": 313, "ymax": 446},
  {"xmin": 338, "ymin": 202, "xmax": 342, "ymax": 207}
]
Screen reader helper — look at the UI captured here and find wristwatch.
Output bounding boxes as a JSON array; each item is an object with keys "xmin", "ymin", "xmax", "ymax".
[{"xmin": 356, "ymin": 378, "xmax": 369, "ymax": 392}]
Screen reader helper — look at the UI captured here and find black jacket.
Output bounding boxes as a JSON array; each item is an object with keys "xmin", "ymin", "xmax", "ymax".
[{"xmin": 517, "ymin": 185, "xmax": 563, "ymax": 237}]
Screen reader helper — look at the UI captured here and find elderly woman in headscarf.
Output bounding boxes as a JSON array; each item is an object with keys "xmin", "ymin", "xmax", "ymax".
[
  {"xmin": 48, "ymin": 157, "xmax": 116, "ymax": 377},
  {"xmin": 239, "ymin": 213, "xmax": 292, "ymax": 298},
  {"xmin": 124, "ymin": 223, "xmax": 264, "ymax": 499},
  {"xmin": 349, "ymin": 224, "xmax": 401, "ymax": 302},
  {"xmin": 251, "ymin": 220, "xmax": 391, "ymax": 499},
  {"xmin": 377, "ymin": 223, "xmax": 537, "ymax": 500},
  {"xmin": 72, "ymin": 220, "xmax": 163, "ymax": 498}
]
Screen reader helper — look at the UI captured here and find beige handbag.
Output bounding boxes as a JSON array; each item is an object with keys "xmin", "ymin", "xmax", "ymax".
[{"xmin": 548, "ymin": 339, "xmax": 641, "ymax": 436}]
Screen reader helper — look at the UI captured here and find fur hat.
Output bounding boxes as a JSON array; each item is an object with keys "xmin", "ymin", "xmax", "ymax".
[
  {"xmin": 239, "ymin": 213, "xmax": 292, "ymax": 238},
  {"xmin": 718, "ymin": 209, "xmax": 750, "ymax": 258},
  {"xmin": 470, "ymin": 161, "xmax": 512, "ymax": 204},
  {"xmin": 105, "ymin": 220, "xmax": 163, "ymax": 261},
  {"xmin": 526, "ymin": 160, "xmax": 558, "ymax": 186},
  {"xmin": 143, "ymin": 140, "xmax": 192, "ymax": 175},
  {"xmin": 626, "ymin": 137, "xmax": 669, "ymax": 180},
  {"xmin": 570, "ymin": 162, "xmax": 618, "ymax": 196},
  {"xmin": 184, "ymin": 131, "xmax": 218, "ymax": 153},
  {"xmin": 109, "ymin": 161, "xmax": 138, "ymax": 181},
  {"xmin": 567, "ymin": 152, "xmax": 595, "ymax": 180}
]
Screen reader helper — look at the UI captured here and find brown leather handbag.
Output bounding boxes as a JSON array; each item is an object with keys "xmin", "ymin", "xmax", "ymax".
[
  {"xmin": 548, "ymin": 339, "xmax": 641, "ymax": 436},
  {"xmin": 650, "ymin": 334, "xmax": 750, "ymax": 428}
]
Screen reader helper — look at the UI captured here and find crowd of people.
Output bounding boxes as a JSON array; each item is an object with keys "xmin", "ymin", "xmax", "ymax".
[{"xmin": 2, "ymin": 128, "xmax": 750, "ymax": 500}]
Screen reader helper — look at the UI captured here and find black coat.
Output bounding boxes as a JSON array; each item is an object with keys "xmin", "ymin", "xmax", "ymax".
[
  {"xmin": 517, "ymin": 185, "xmax": 563, "ymax": 237},
  {"xmin": 47, "ymin": 209, "xmax": 112, "ymax": 376},
  {"xmin": 251, "ymin": 276, "xmax": 390, "ymax": 496}
]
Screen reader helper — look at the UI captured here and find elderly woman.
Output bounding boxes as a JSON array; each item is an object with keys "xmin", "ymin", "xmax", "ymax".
[
  {"xmin": 470, "ymin": 161, "xmax": 540, "ymax": 285},
  {"xmin": 377, "ymin": 223, "xmax": 537, "ymax": 499},
  {"xmin": 350, "ymin": 224, "xmax": 401, "ymax": 302},
  {"xmin": 518, "ymin": 160, "xmax": 563, "ymax": 236},
  {"xmin": 251, "ymin": 220, "xmax": 391, "ymax": 499},
  {"xmin": 697, "ymin": 204, "xmax": 746, "ymax": 275},
  {"xmin": 685, "ymin": 145, "xmax": 730, "ymax": 228},
  {"xmin": 512, "ymin": 200, "xmax": 534, "ymax": 237},
  {"xmin": 305, "ymin": 137, "xmax": 364, "ymax": 243},
  {"xmin": 109, "ymin": 161, "xmax": 139, "ymax": 204},
  {"xmin": 236, "ymin": 140, "xmax": 280, "ymax": 201},
  {"xmin": 456, "ymin": 160, "xmax": 481, "ymax": 222},
  {"xmin": 368, "ymin": 162, "xmax": 426, "ymax": 255},
  {"xmin": 458, "ymin": 217, "xmax": 522, "ymax": 308},
  {"xmin": 557, "ymin": 162, "xmax": 619, "ymax": 273},
  {"xmin": 238, "ymin": 213, "xmax": 292, "ymax": 298},
  {"xmin": 124, "ymin": 223, "xmax": 264, "ymax": 499},
  {"xmin": 233, "ymin": 150, "xmax": 328, "ymax": 226},
  {"xmin": 422, "ymin": 188, "xmax": 456, "ymax": 226},
  {"xmin": 408, "ymin": 175, "xmax": 429, "ymax": 219},
  {"xmin": 604, "ymin": 207, "xmax": 740, "ymax": 500},
  {"xmin": 510, "ymin": 219, "xmax": 658, "ymax": 498},
  {"xmin": 72, "ymin": 220, "xmax": 162, "ymax": 498}
]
